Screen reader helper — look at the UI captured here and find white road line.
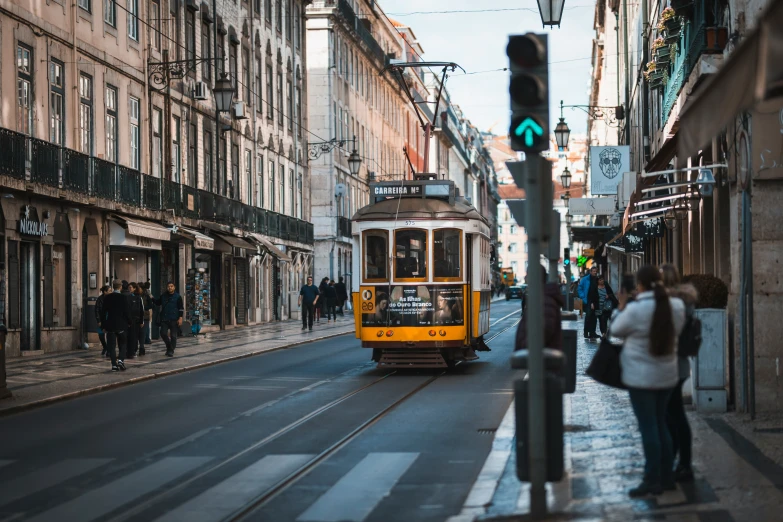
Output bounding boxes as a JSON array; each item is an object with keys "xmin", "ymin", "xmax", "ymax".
[
  {"xmin": 0, "ymin": 459, "xmax": 112, "ymax": 507},
  {"xmin": 26, "ymin": 457, "xmax": 212, "ymax": 522},
  {"xmin": 490, "ymin": 310, "xmax": 521, "ymax": 327},
  {"xmin": 153, "ymin": 454, "xmax": 314, "ymax": 522},
  {"xmin": 297, "ymin": 452, "xmax": 418, "ymax": 522},
  {"xmin": 194, "ymin": 384, "xmax": 283, "ymax": 391}
]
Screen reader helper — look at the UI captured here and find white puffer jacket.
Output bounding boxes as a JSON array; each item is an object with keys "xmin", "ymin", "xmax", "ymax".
[{"xmin": 611, "ymin": 291, "xmax": 686, "ymax": 390}]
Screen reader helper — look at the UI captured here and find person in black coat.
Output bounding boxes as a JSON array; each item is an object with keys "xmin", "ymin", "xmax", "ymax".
[
  {"xmin": 588, "ymin": 274, "xmax": 618, "ymax": 338},
  {"xmin": 126, "ymin": 282, "xmax": 145, "ymax": 358},
  {"xmin": 95, "ymin": 286, "xmax": 111, "ymax": 356},
  {"xmin": 103, "ymin": 280, "xmax": 131, "ymax": 371},
  {"xmin": 334, "ymin": 277, "xmax": 349, "ymax": 316},
  {"xmin": 318, "ymin": 277, "xmax": 329, "ymax": 323},
  {"xmin": 324, "ymin": 280, "xmax": 338, "ymax": 322}
]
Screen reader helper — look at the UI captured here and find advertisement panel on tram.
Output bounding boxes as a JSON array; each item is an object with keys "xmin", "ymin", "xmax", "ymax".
[{"xmin": 360, "ymin": 285, "xmax": 464, "ymax": 327}]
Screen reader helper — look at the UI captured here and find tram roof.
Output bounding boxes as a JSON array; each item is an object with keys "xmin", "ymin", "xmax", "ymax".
[{"xmin": 352, "ymin": 196, "xmax": 487, "ymax": 224}]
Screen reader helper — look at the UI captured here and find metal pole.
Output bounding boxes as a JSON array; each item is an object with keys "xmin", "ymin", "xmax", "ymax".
[{"xmin": 525, "ymin": 157, "xmax": 547, "ymax": 519}]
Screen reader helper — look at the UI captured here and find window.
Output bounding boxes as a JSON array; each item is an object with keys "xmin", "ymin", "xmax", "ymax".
[
  {"xmin": 286, "ymin": 0, "xmax": 292, "ymax": 41},
  {"xmin": 509, "ymin": 243, "xmax": 518, "ymax": 254},
  {"xmin": 204, "ymin": 129, "xmax": 213, "ymax": 189},
  {"xmin": 129, "ymin": 97, "xmax": 140, "ymax": 169},
  {"xmin": 232, "ymin": 143, "xmax": 239, "ymax": 199},
  {"xmin": 186, "ymin": 10, "xmax": 196, "ymax": 70},
  {"xmin": 297, "ymin": 172, "xmax": 302, "ymax": 219},
  {"xmin": 152, "ymin": 108, "xmax": 162, "ymax": 177},
  {"xmin": 511, "ymin": 261, "xmax": 518, "ymax": 274},
  {"xmin": 257, "ymin": 155, "xmax": 264, "ymax": 207},
  {"xmin": 286, "ymin": 80, "xmax": 293, "ymax": 131},
  {"xmin": 295, "ymin": 85, "xmax": 301, "ymax": 137},
  {"xmin": 52, "ymin": 243, "xmax": 71, "ymax": 326},
  {"xmin": 287, "ymin": 169, "xmax": 294, "ymax": 215},
  {"xmin": 173, "ymin": 7, "xmax": 182, "ymax": 60},
  {"xmin": 510, "ymin": 224, "xmax": 517, "ymax": 234},
  {"xmin": 524, "ymin": 243, "xmax": 528, "ymax": 253},
  {"xmin": 275, "ymin": 0, "xmax": 282, "ymax": 31},
  {"xmin": 395, "ymin": 230, "xmax": 427, "ymax": 280},
  {"xmin": 433, "ymin": 229, "xmax": 461, "ymax": 280},
  {"xmin": 202, "ymin": 21, "xmax": 211, "ymax": 81},
  {"xmin": 363, "ymin": 230, "xmax": 388, "ymax": 281},
  {"xmin": 294, "ymin": 4, "xmax": 300, "ymax": 49},
  {"xmin": 256, "ymin": 57, "xmax": 263, "ymax": 113},
  {"xmin": 217, "ymin": 33, "xmax": 225, "ymax": 74},
  {"xmin": 220, "ymin": 137, "xmax": 227, "ymax": 194},
  {"xmin": 150, "ymin": 0, "xmax": 161, "ymax": 49},
  {"xmin": 49, "ymin": 60, "xmax": 65, "ymax": 146},
  {"xmin": 78, "ymin": 0, "xmax": 90, "ymax": 12},
  {"xmin": 278, "ymin": 162, "xmax": 284, "ymax": 212},
  {"xmin": 277, "ymin": 70, "xmax": 283, "ymax": 127},
  {"xmin": 127, "ymin": 0, "xmax": 138, "ymax": 41},
  {"xmin": 498, "ymin": 225, "xmax": 503, "ymax": 235},
  {"xmin": 79, "ymin": 73, "xmax": 93, "ymax": 154},
  {"xmin": 229, "ymin": 44, "xmax": 238, "ymax": 89},
  {"xmin": 188, "ymin": 123, "xmax": 197, "ymax": 186},
  {"xmin": 245, "ymin": 149, "xmax": 252, "ymax": 204},
  {"xmin": 255, "ymin": 0, "xmax": 260, "ymax": 15},
  {"xmin": 265, "ymin": 0, "xmax": 272, "ymax": 22},
  {"xmin": 268, "ymin": 160, "xmax": 275, "ymax": 211},
  {"xmin": 17, "ymin": 44, "xmax": 33, "ymax": 135},
  {"xmin": 105, "ymin": 86, "xmax": 118, "ymax": 163},
  {"xmin": 266, "ymin": 63, "xmax": 274, "ymax": 121},
  {"xmin": 172, "ymin": 115, "xmax": 181, "ymax": 182},
  {"xmin": 104, "ymin": 0, "xmax": 116, "ymax": 26},
  {"xmin": 242, "ymin": 48, "xmax": 251, "ymax": 102}
]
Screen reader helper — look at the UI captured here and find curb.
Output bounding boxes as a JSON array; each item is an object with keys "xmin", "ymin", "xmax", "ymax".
[{"xmin": 0, "ymin": 329, "xmax": 353, "ymax": 418}]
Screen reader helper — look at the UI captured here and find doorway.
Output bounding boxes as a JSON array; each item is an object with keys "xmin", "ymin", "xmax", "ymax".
[{"xmin": 20, "ymin": 241, "xmax": 39, "ymax": 352}]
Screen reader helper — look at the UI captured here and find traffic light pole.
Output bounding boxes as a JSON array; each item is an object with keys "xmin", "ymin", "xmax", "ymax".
[{"xmin": 524, "ymin": 156, "xmax": 548, "ymax": 519}]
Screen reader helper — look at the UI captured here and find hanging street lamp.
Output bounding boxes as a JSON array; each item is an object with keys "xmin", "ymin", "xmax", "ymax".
[
  {"xmin": 348, "ymin": 138, "xmax": 362, "ymax": 176},
  {"xmin": 213, "ymin": 73, "xmax": 235, "ymax": 113},
  {"xmin": 536, "ymin": 0, "xmax": 566, "ymax": 27},
  {"xmin": 555, "ymin": 101, "xmax": 571, "ymax": 150},
  {"xmin": 560, "ymin": 166, "xmax": 572, "ymax": 189}
]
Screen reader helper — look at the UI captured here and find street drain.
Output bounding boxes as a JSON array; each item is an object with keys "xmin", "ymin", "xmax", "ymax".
[{"xmin": 477, "ymin": 428, "xmax": 497, "ymax": 435}]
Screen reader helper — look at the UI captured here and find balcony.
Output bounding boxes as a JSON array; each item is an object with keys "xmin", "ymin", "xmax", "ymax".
[
  {"xmin": 63, "ymin": 150, "xmax": 90, "ymax": 194},
  {"xmin": 93, "ymin": 158, "xmax": 117, "ymax": 200},
  {"xmin": 337, "ymin": 0, "xmax": 386, "ymax": 64},
  {"xmin": 0, "ymin": 128, "xmax": 26, "ymax": 180},
  {"xmin": 182, "ymin": 185, "xmax": 199, "ymax": 218},
  {"xmin": 142, "ymin": 175, "xmax": 162, "ymax": 210},
  {"xmin": 30, "ymin": 138, "xmax": 60, "ymax": 187},
  {"xmin": 118, "ymin": 166, "xmax": 142, "ymax": 206}
]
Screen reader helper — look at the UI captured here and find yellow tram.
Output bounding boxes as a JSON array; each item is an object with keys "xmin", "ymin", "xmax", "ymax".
[{"xmin": 351, "ymin": 179, "xmax": 492, "ymax": 368}]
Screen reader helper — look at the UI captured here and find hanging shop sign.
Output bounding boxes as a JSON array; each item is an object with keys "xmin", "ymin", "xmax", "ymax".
[
  {"xmin": 623, "ymin": 231, "xmax": 645, "ymax": 253},
  {"xmin": 590, "ymin": 146, "xmax": 630, "ymax": 195},
  {"xmin": 568, "ymin": 197, "xmax": 617, "ymax": 215},
  {"xmin": 18, "ymin": 206, "xmax": 48, "ymax": 237}
]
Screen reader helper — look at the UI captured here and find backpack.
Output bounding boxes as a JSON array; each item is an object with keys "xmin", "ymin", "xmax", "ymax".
[{"xmin": 678, "ymin": 307, "xmax": 702, "ymax": 357}]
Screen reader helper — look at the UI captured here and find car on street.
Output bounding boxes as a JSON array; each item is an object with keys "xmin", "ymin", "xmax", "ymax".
[{"xmin": 505, "ymin": 285, "xmax": 527, "ymax": 304}]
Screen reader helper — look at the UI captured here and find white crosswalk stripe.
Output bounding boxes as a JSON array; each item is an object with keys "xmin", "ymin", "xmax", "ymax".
[
  {"xmin": 297, "ymin": 452, "xmax": 419, "ymax": 522},
  {"xmin": 0, "ymin": 458, "xmax": 112, "ymax": 507},
  {"xmin": 25, "ymin": 457, "xmax": 212, "ymax": 522},
  {"xmin": 154, "ymin": 454, "xmax": 314, "ymax": 522}
]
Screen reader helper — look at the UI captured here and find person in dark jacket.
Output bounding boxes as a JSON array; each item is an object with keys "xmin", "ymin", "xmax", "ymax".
[
  {"xmin": 334, "ymin": 277, "xmax": 349, "ymax": 316},
  {"xmin": 318, "ymin": 277, "xmax": 329, "ymax": 323},
  {"xmin": 515, "ymin": 267, "xmax": 564, "ymax": 351},
  {"xmin": 103, "ymin": 280, "xmax": 131, "ymax": 371},
  {"xmin": 589, "ymin": 275, "xmax": 618, "ymax": 338},
  {"xmin": 95, "ymin": 286, "xmax": 111, "ymax": 357},
  {"xmin": 578, "ymin": 266, "xmax": 599, "ymax": 339},
  {"xmin": 324, "ymin": 280, "xmax": 338, "ymax": 322},
  {"xmin": 141, "ymin": 282, "xmax": 153, "ymax": 344},
  {"xmin": 126, "ymin": 282, "xmax": 145, "ymax": 358},
  {"xmin": 154, "ymin": 282, "xmax": 184, "ymax": 357},
  {"xmin": 298, "ymin": 276, "xmax": 320, "ymax": 331}
]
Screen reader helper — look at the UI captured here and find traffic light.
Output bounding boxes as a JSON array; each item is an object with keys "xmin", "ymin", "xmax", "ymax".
[
  {"xmin": 563, "ymin": 248, "xmax": 570, "ymax": 266},
  {"xmin": 507, "ymin": 34, "xmax": 549, "ymax": 153}
]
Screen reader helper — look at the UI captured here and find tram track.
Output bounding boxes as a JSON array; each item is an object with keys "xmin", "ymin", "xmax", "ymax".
[{"xmin": 109, "ymin": 305, "xmax": 522, "ymax": 522}]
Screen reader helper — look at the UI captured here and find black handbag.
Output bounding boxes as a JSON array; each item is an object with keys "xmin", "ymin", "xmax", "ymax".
[{"xmin": 585, "ymin": 330, "xmax": 626, "ymax": 389}]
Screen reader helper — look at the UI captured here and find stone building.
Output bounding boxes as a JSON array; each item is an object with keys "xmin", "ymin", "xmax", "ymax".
[{"xmin": 0, "ymin": 0, "xmax": 313, "ymax": 355}]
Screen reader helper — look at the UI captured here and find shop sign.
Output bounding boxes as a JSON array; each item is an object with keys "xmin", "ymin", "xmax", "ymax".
[
  {"xmin": 590, "ymin": 146, "xmax": 630, "ymax": 195},
  {"xmin": 109, "ymin": 221, "xmax": 162, "ymax": 250},
  {"xmin": 194, "ymin": 237, "xmax": 213, "ymax": 250},
  {"xmin": 19, "ymin": 206, "xmax": 48, "ymax": 237},
  {"xmin": 568, "ymin": 197, "xmax": 617, "ymax": 215}
]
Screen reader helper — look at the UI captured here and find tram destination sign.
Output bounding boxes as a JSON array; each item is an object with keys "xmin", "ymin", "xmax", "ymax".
[
  {"xmin": 371, "ymin": 181, "xmax": 454, "ymax": 202},
  {"xmin": 373, "ymin": 184, "xmax": 422, "ymax": 197}
]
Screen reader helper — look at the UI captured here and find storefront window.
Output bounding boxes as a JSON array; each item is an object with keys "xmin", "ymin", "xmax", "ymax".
[
  {"xmin": 395, "ymin": 229, "xmax": 427, "ymax": 280},
  {"xmin": 111, "ymin": 251, "xmax": 148, "ymax": 283},
  {"xmin": 433, "ymin": 229, "xmax": 461, "ymax": 280},
  {"xmin": 52, "ymin": 245, "xmax": 70, "ymax": 326},
  {"xmin": 363, "ymin": 230, "xmax": 387, "ymax": 281}
]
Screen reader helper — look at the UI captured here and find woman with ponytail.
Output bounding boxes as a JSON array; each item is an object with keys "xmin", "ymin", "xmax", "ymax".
[{"xmin": 611, "ymin": 265, "xmax": 686, "ymax": 497}]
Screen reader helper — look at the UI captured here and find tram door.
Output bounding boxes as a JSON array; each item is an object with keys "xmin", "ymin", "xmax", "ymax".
[{"xmin": 466, "ymin": 235, "xmax": 472, "ymax": 344}]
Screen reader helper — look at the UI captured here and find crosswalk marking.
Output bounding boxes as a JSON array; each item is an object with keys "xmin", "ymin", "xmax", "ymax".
[
  {"xmin": 26, "ymin": 456, "xmax": 212, "ymax": 522},
  {"xmin": 154, "ymin": 454, "xmax": 314, "ymax": 522},
  {"xmin": 297, "ymin": 452, "xmax": 419, "ymax": 522},
  {"xmin": 0, "ymin": 458, "xmax": 112, "ymax": 507}
]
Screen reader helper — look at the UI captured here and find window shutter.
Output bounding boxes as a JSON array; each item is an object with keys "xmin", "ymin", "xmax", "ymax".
[
  {"xmin": 7, "ymin": 241, "xmax": 19, "ymax": 329},
  {"xmin": 43, "ymin": 244, "xmax": 54, "ymax": 328}
]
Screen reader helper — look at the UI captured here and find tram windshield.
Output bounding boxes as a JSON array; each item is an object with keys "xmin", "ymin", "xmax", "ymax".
[
  {"xmin": 395, "ymin": 229, "xmax": 427, "ymax": 280},
  {"xmin": 433, "ymin": 229, "xmax": 461, "ymax": 280},
  {"xmin": 364, "ymin": 230, "xmax": 388, "ymax": 281}
]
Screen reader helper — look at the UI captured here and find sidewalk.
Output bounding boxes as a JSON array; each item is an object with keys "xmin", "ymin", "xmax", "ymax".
[
  {"xmin": 0, "ymin": 315, "xmax": 355, "ymax": 416},
  {"xmin": 453, "ymin": 316, "xmax": 783, "ymax": 522}
]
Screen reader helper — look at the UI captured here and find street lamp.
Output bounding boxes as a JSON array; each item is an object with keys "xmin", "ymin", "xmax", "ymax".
[
  {"xmin": 561, "ymin": 191, "xmax": 571, "ymax": 202},
  {"xmin": 560, "ymin": 166, "xmax": 572, "ymax": 189},
  {"xmin": 348, "ymin": 144, "xmax": 362, "ymax": 176},
  {"xmin": 673, "ymin": 198, "xmax": 689, "ymax": 220},
  {"xmin": 213, "ymin": 73, "xmax": 235, "ymax": 113},
  {"xmin": 565, "ymin": 213, "xmax": 573, "ymax": 225},
  {"xmin": 536, "ymin": 0, "xmax": 566, "ymax": 27}
]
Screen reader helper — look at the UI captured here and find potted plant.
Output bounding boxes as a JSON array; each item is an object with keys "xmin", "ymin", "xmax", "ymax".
[
  {"xmin": 657, "ymin": 7, "xmax": 678, "ymax": 31},
  {"xmin": 682, "ymin": 274, "xmax": 729, "ymax": 413}
]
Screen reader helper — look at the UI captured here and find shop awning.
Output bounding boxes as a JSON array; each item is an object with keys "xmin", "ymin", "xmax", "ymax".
[
  {"xmin": 174, "ymin": 227, "xmax": 214, "ymax": 250},
  {"xmin": 212, "ymin": 232, "xmax": 256, "ymax": 251},
  {"xmin": 678, "ymin": 0, "xmax": 783, "ymax": 159},
  {"xmin": 109, "ymin": 214, "xmax": 171, "ymax": 241},
  {"xmin": 246, "ymin": 233, "xmax": 292, "ymax": 262}
]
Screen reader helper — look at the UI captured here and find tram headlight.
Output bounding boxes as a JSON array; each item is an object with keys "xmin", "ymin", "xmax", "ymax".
[
  {"xmin": 439, "ymin": 329, "xmax": 447, "ymax": 337},
  {"xmin": 376, "ymin": 330, "xmax": 385, "ymax": 338},
  {"xmin": 428, "ymin": 330, "xmax": 436, "ymax": 337},
  {"xmin": 386, "ymin": 330, "xmax": 394, "ymax": 337}
]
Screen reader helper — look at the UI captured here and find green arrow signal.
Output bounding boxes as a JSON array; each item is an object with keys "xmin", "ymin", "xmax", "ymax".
[{"xmin": 514, "ymin": 118, "xmax": 544, "ymax": 147}]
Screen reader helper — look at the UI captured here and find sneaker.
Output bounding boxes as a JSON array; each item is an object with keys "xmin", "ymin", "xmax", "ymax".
[
  {"xmin": 111, "ymin": 365, "xmax": 120, "ymax": 372},
  {"xmin": 309, "ymin": 327, "xmax": 313, "ymax": 331},
  {"xmin": 165, "ymin": 351, "xmax": 174, "ymax": 357},
  {"xmin": 302, "ymin": 326, "xmax": 307, "ymax": 330},
  {"xmin": 139, "ymin": 350, "xmax": 146, "ymax": 356},
  {"xmin": 628, "ymin": 482, "xmax": 662, "ymax": 497},
  {"xmin": 117, "ymin": 360, "xmax": 126, "ymax": 371}
]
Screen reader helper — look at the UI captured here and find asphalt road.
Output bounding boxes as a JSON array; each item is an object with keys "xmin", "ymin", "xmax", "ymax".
[{"xmin": 0, "ymin": 299, "xmax": 524, "ymax": 522}]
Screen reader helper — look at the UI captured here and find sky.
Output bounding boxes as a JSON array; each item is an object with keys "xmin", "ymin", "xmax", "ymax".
[{"xmin": 384, "ymin": 0, "xmax": 596, "ymax": 136}]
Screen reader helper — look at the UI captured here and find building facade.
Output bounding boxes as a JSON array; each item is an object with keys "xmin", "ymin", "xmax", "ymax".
[{"xmin": 0, "ymin": 0, "xmax": 312, "ymax": 355}]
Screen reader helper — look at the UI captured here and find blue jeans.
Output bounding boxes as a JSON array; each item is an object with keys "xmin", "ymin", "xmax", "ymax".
[{"xmin": 628, "ymin": 387, "xmax": 675, "ymax": 486}]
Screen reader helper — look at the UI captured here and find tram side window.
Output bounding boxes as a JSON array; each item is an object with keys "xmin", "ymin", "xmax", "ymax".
[
  {"xmin": 433, "ymin": 229, "xmax": 461, "ymax": 279},
  {"xmin": 364, "ymin": 230, "xmax": 388, "ymax": 280},
  {"xmin": 395, "ymin": 229, "xmax": 427, "ymax": 279}
]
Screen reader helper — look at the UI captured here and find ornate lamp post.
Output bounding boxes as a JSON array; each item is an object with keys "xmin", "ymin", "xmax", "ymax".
[
  {"xmin": 213, "ymin": 73, "xmax": 235, "ymax": 113},
  {"xmin": 536, "ymin": 0, "xmax": 566, "ymax": 27},
  {"xmin": 555, "ymin": 103, "xmax": 571, "ymax": 150},
  {"xmin": 560, "ymin": 167, "xmax": 572, "ymax": 189}
]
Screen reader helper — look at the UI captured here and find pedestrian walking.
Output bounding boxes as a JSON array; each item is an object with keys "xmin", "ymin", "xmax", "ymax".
[
  {"xmin": 515, "ymin": 266, "xmax": 563, "ymax": 351},
  {"xmin": 141, "ymin": 282, "xmax": 153, "ymax": 345},
  {"xmin": 660, "ymin": 264, "xmax": 698, "ymax": 483},
  {"xmin": 95, "ymin": 286, "xmax": 111, "ymax": 357},
  {"xmin": 610, "ymin": 265, "xmax": 686, "ymax": 497},
  {"xmin": 578, "ymin": 266, "xmax": 599, "ymax": 339},
  {"xmin": 325, "ymin": 280, "xmax": 338, "ymax": 322},
  {"xmin": 154, "ymin": 282, "xmax": 184, "ymax": 357},
  {"xmin": 298, "ymin": 276, "xmax": 320, "ymax": 331},
  {"xmin": 334, "ymin": 277, "xmax": 348, "ymax": 316},
  {"xmin": 126, "ymin": 282, "xmax": 145, "ymax": 357},
  {"xmin": 102, "ymin": 280, "xmax": 131, "ymax": 372},
  {"xmin": 590, "ymin": 275, "xmax": 618, "ymax": 338},
  {"xmin": 318, "ymin": 277, "xmax": 329, "ymax": 323}
]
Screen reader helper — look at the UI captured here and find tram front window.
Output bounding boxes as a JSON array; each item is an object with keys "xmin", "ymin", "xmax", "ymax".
[
  {"xmin": 395, "ymin": 229, "xmax": 427, "ymax": 279},
  {"xmin": 434, "ymin": 229, "xmax": 461, "ymax": 280},
  {"xmin": 364, "ymin": 230, "xmax": 388, "ymax": 280}
]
